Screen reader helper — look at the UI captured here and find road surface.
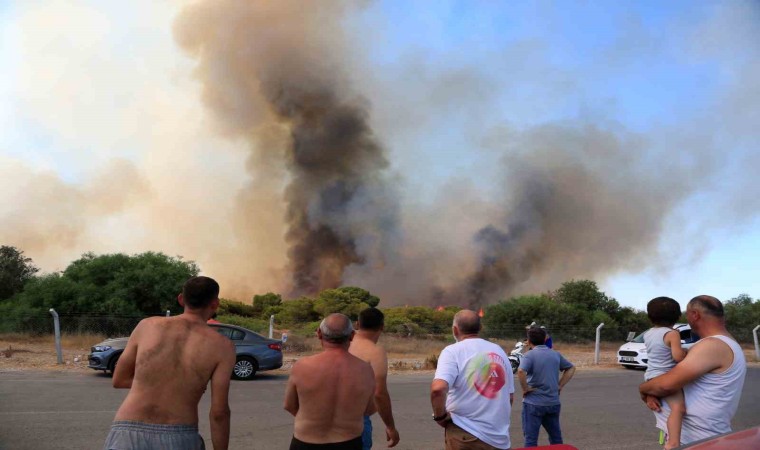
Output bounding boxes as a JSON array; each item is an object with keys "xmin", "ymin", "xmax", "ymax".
[{"xmin": 1, "ymin": 367, "xmax": 758, "ymax": 449}]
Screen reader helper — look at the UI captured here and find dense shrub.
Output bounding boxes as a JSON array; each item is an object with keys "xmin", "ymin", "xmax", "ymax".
[{"xmin": 216, "ymin": 314, "xmax": 269, "ymax": 334}]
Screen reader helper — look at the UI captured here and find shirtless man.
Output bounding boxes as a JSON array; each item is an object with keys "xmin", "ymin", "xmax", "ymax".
[
  {"xmin": 284, "ymin": 313, "xmax": 375, "ymax": 450},
  {"xmin": 349, "ymin": 307, "xmax": 400, "ymax": 449},
  {"xmin": 104, "ymin": 276, "xmax": 237, "ymax": 450},
  {"xmin": 639, "ymin": 295, "xmax": 747, "ymax": 446}
]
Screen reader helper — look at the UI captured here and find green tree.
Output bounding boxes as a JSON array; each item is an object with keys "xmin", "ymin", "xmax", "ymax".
[
  {"xmin": 6, "ymin": 251, "xmax": 198, "ymax": 316},
  {"xmin": 383, "ymin": 306, "xmax": 457, "ymax": 335},
  {"xmin": 725, "ymin": 294, "xmax": 759, "ymax": 342},
  {"xmin": 251, "ymin": 293, "xmax": 282, "ymax": 317},
  {"xmin": 312, "ymin": 286, "xmax": 381, "ymax": 320},
  {"xmin": 334, "ymin": 286, "xmax": 380, "ymax": 308},
  {"xmin": 219, "ymin": 299, "xmax": 258, "ymax": 317},
  {"xmin": 553, "ymin": 279, "xmax": 619, "ymax": 316},
  {"xmin": 613, "ymin": 306, "xmax": 651, "ymax": 334},
  {"xmin": 278, "ymin": 297, "xmax": 319, "ymax": 324},
  {"xmin": 0, "ymin": 245, "xmax": 40, "ymax": 301}
]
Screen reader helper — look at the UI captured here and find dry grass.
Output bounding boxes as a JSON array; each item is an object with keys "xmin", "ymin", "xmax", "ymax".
[
  {"xmin": 0, "ymin": 332, "xmax": 107, "ymax": 350},
  {"xmin": 282, "ymin": 334, "xmax": 320, "ymax": 354},
  {"xmin": 380, "ymin": 335, "xmax": 450, "ymax": 359},
  {"xmin": 1, "ymin": 332, "xmax": 756, "ymax": 374},
  {"xmin": 0, "ymin": 333, "xmax": 105, "ymax": 373}
]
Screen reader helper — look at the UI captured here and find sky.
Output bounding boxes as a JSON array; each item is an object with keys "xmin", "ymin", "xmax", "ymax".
[{"xmin": 1, "ymin": 0, "xmax": 758, "ymax": 310}]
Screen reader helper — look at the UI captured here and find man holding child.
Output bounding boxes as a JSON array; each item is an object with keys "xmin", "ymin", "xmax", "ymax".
[{"xmin": 639, "ymin": 295, "xmax": 747, "ymax": 447}]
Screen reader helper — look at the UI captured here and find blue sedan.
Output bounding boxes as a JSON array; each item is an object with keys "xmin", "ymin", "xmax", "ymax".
[{"xmin": 88, "ymin": 323, "xmax": 282, "ymax": 380}]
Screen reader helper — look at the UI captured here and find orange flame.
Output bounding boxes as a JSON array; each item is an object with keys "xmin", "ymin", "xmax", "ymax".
[{"xmin": 478, "ymin": 308, "xmax": 484, "ymax": 318}]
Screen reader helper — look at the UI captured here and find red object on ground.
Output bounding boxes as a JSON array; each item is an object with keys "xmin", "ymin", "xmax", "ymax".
[
  {"xmin": 207, "ymin": 318, "xmax": 220, "ymax": 324},
  {"xmin": 680, "ymin": 426, "xmax": 760, "ymax": 449},
  {"xmin": 513, "ymin": 446, "xmax": 578, "ymax": 450}
]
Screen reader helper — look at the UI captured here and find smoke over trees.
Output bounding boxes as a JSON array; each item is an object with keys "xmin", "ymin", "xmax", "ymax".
[
  {"xmin": 2, "ymin": 1, "xmax": 758, "ymax": 306},
  {"xmin": 174, "ymin": 1, "xmax": 398, "ymax": 297}
]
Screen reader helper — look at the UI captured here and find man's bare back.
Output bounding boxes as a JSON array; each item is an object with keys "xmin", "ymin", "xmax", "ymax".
[
  {"xmin": 284, "ymin": 313, "xmax": 375, "ymax": 447},
  {"xmin": 287, "ymin": 350, "xmax": 374, "ymax": 443},
  {"xmin": 113, "ymin": 316, "xmax": 235, "ymax": 425},
  {"xmin": 348, "ymin": 307, "xmax": 400, "ymax": 448},
  {"xmin": 348, "ymin": 335, "xmax": 387, "ymax": 416}
]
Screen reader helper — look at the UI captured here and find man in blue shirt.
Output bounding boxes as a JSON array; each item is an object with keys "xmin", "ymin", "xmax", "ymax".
[{"xmin": 518, "ymin": 327, "xmax": 576, "ymax": 447}]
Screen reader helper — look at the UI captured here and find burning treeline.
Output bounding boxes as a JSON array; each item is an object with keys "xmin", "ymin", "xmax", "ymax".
[{"xmin": 173, "ymin": 1, "xmax": 697, "ymax": 308}]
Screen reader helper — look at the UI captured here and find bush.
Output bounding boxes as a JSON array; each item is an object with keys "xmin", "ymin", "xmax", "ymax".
[
  {"xmin": 218, "ymin": 299, "xmax": 257, "ymax": 317},
  {"xmin": 383, "ymin": 306, "xmax": 457, "ymax": 335},
  {"xmin": 216, "ymin": 315, "xmax": 268, "ymax": 334}
]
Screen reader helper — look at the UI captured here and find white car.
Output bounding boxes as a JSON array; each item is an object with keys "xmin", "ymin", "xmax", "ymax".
[{"xmin": 617, "ymin": 323, "xmax": 700, "ymax": 369}]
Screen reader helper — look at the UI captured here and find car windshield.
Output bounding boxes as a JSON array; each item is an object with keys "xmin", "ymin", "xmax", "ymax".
[{"xmin": 632, "ymin": 333, "xmax": 645, "ymax": 343}]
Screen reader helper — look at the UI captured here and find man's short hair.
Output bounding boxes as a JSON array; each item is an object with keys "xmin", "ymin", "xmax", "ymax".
[
  {"xmin": 647, "ymin": 297, "xmax": 681, "ymax": 327},
  {"xmin": 182, "ymin": 276, "xmax": 220, "ymax": 309},
  {"xmin": 527, "ymin": 327, "xmax": 547, "ymax": 346},
  {"xmin": 688, "ymin": 295, "xmax": 724, "ymax": 318},
  {"xmin": 319, "ymin": 314, "xmax": 354, "ymax": 344},
  {"xmin": 358, "ymin": 307, "xmax": 384, "ymax": 331},
  {"xmin": 453, "ymin": 310, "xmax": 481, "ymax": 335}
]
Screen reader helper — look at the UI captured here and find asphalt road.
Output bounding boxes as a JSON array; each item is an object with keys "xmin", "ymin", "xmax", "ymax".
[{"xmin": 1, "ymin": 367, "xmax": 758, "ymax": 450}]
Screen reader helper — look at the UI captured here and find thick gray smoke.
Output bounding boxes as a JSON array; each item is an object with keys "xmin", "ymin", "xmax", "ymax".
[
  {"xmin": 456, "ymin": 125, "xmax": 694, "ymax": 308},
  {"xmin": 174, "ymin": 1, "xmax": 397, "ymax": 296},
  {"xmin": 170, "ymin": 1, "xmax": 757, "ymax": 305}
]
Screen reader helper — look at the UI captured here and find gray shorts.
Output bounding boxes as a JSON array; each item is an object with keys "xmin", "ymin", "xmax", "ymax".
[{"xmin": 103, "ymin": 421, "xmax": 205, "ymax": 450}]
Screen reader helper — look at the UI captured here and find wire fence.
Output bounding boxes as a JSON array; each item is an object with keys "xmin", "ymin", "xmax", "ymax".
[
  {"xmin": 0, "ymin": 313, "xmax": 163, "ymax": 338},
  {"xmin": 0, "ymin": 314, "xmax": 756, "ymax": 346}
]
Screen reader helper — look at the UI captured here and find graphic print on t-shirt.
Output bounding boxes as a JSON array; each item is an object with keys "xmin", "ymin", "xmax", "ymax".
[{"xmin": 465, "ymin": 352, "xmax": 507, "ymax": 399}]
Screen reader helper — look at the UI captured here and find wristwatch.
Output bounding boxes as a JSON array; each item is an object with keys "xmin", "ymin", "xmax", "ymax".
[{"xmin": 432, "ymin": 412, "xmax": 449, "ymax": 421}]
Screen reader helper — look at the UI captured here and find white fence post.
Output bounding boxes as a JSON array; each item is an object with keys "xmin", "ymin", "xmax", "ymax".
[
  {"xmin": 166, "ymin": 310, "xmax": 170, "ymax": 317},
  {"xmin": 753, "ymin": 325, "xmax": 760, "ymax": 362},
  {"xmin": 49, "ymin": 308, "xmax": 63, "ymax": 364},
  {"xmin": 594, "ymin": 323, "xmax": 605, "ymax": 365},
  {"xmin": 269, "ymin": 315, "xmax": 275, "ymax": 339}
]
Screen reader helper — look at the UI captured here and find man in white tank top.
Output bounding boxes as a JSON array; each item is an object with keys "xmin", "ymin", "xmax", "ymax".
[{"xmin": 639, "ymin": 295, "xmax": 747, "ymax": 446}]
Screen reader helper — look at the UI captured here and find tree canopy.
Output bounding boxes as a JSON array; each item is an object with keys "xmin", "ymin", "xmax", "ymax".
[
  {"xmin": 1, "ymin": 251, "xmax": 198, "ymax": 317},
  {"xmin": 0, "ymin": 245, "xmax": 39, "ymax": 301}
]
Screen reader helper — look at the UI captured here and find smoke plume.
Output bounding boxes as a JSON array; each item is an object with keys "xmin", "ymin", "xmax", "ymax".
[
  {"xmin": 2, "ymin": 1, "xmax": 758, "ymax": 306},
  {"xmin": 174, "ymin": 1, "xmax": 397, "ymax": 296}
]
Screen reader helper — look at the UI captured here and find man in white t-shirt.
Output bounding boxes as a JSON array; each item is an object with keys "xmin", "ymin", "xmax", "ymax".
[{"xmin": 431, "ymin": 310, "xmax": 515, "ymax": 450}]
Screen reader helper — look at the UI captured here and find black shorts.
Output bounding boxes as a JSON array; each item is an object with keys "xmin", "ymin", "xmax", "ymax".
[{"xmin": 289, "ymin": 435, "xmax": 362, "ymax": 450}]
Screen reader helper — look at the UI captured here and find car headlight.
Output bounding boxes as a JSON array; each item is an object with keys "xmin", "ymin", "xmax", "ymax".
[{"xmin": 93, "ymin": 345, "xmax": 112, "ymax": 352}]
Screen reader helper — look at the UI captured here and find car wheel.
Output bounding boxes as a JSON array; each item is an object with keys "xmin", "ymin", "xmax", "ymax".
[
  {"xmin": 107, "ymin": 352, "xmax": 122, "ymax": 375},
  {"xmin": 510, "ymin": 359, "xmax": 519, "ymax": 374},
  {"xmin": 233, "ymin": 356, "xmax": 258, "ymax": 380}
]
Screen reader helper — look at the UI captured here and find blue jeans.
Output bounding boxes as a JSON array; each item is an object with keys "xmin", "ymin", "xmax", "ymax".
[
  {"xmin": 362, "ymin": 415, "xmax": 372, "ymax": 450},
  {"xmin": 521, "ymin": 403, "xmax": 562, "ymax": 447}
]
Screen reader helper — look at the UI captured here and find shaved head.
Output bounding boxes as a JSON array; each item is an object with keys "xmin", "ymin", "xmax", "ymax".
[
  {"xmin": 319, "ymin": 313, "xmax": 354, "ymax": 344},
  {"xmin": 688, "ymin": 295, "xmax": 724, "ymax": 318},
  {"xmin": 453, "ymin": 309, "xmax": 481, "ymax": 335}
]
